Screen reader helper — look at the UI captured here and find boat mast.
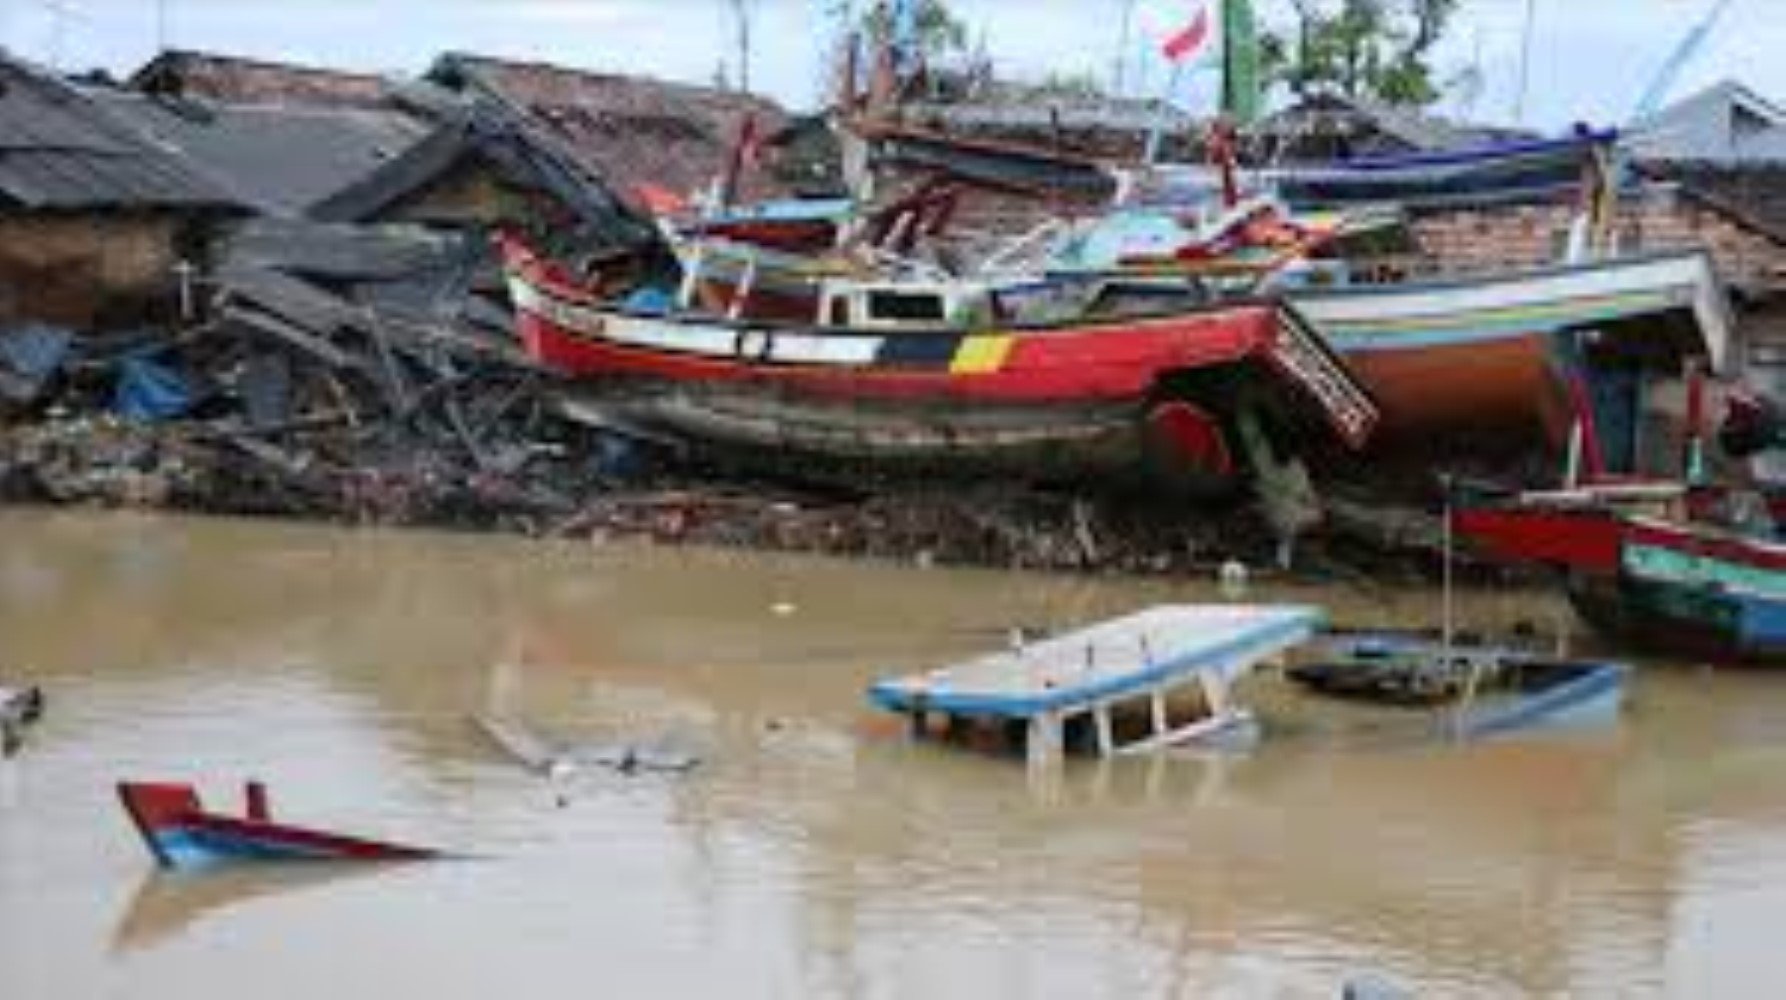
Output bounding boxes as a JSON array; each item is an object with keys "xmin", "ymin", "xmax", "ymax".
[{"xmin": 1514, "ymin": 0, "xmax": 1536, "ymax": 124}]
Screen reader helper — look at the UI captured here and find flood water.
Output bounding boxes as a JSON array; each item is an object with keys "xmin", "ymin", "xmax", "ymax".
[{"xmin": 3, "ymin": 508, "xmax": 1786, "ymax": 998}]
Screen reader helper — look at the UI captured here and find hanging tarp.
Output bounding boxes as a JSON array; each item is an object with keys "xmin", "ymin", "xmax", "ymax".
[{"xmin": 114, "ymin": 354, "xmax": 195, "ymax": 422}]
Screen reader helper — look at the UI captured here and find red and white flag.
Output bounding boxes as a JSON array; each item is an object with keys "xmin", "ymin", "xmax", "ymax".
[{"xmin": 1147, "ymin": 0, "xmax": 1216, "ymax": 64}]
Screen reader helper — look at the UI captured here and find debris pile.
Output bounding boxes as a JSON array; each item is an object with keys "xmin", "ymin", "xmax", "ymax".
[{"xmin": 0, "ymin": 219, "xmax": 620, "ymax": 530}]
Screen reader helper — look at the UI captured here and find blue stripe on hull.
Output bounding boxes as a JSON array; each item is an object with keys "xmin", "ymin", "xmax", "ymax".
[{"xmin": 153, "ymin": 826, "xmax": 340, "ymax": 869}]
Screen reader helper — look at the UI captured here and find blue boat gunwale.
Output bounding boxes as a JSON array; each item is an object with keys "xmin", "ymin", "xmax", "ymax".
[
  {"xmin": 1321, "ymin": 128, "xmax": 1621, "ymax": 173},
  {"xmin": 867, "ymin": 606, "xmax": 1325, "ymax": 719}
]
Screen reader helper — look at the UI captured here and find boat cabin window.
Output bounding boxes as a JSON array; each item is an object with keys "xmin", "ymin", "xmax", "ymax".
[
  {"xmin": 866, "ymin": 291, "xmax": 948, "ymax": 323},
  {"xmin": 828, "ymin": 297, "xmax": 849, "ymax": 327}
]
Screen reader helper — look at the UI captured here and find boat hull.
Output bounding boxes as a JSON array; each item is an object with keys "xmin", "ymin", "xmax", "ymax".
[
  {"xmin": 1457, "ymin": 498, "xmax": 1786, "ymax": 663},
  {"xmin": 1289, "ymin": 250, "xmax": 1731, "ymax": 442},
  {"xmin": 1569, "ymin": 576, "xmax": 1786, "ymax": 663},
  {"xmin": 1340, "ymin": 331, "xmax": 1569, "ymax": 440},
  {"xmin": 1449, "ymin": 661, "xmax": 1628, "ymax": 739},
  {"xmin": 118, "ymin": 782, "xmax": 441, "ymax": 870},
  {"xmin": 503, "ymin": 237, "xmax": 1378, "ymax": 486}
]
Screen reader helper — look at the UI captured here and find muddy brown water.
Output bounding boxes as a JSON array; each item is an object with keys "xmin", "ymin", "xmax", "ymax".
[{"xmin": 2, "ymin": 508, "xmax": 1785, "ymax": 998}]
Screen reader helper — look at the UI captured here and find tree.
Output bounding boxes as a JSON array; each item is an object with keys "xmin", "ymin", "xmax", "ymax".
[
  {"xmin": 1262, "ymin": 0, "xmax": 1460, "ymax": 107},
  {"xmin": 854, "ymin": 0, "xmax": 970, "ymax": 63}
]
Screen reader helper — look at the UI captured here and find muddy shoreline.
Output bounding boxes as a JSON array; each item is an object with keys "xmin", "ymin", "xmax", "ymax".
[{"xmin": 0, "ymin": 410, "xmax": 1508, "ymax": 588}]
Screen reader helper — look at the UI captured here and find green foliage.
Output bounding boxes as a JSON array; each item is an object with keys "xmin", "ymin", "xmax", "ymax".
[
  {"xmin": 853, "ymin": 0, "xmax": 970, "ymax": 60},
  {"xmin": 1262, "ymin": 0, "xmax": 1460, "ymax": 106},
  {"xmin": 1033, "ymin": 71, "xmax": 1107, "ymax": 99}
]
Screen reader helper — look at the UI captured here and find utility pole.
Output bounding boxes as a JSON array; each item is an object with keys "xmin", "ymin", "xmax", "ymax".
[
  {"xmin": 1112, "ymin": 0, "xmax": 1138, "ymax": 96},
  {"xmin": 1515, "ymin": 0, "xmax": 1537, "ymax": 124},
  {"xmin": 727, "ymin": 0, "xmax": 757, "ymax": 94}
]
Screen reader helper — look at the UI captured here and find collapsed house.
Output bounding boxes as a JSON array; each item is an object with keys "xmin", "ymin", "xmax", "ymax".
[{"xmin": 0, "ymin": 52, "xmax": 244, "ymax": 331}]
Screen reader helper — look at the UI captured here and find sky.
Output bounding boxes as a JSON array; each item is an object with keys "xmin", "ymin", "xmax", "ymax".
[{"xmin": 0, "ymin": 0, "xmax": 1778, "ymax": 131}]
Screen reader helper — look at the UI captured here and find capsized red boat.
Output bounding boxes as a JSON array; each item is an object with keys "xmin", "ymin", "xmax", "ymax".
[
  {"xmin": 118, "ymin": 781, "xmax": 444, "ymax": 870},
  {"xmin": 500, "ymin": 234, "xmax": 1378, "ymax": 493}
]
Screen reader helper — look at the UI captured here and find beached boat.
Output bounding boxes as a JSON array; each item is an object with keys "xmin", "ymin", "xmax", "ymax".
[
  {"xmin": 1457, "ymin": 492, "xmax": 1786, "ymax": 662},
  {"xmin": 1289, "ymin": 634, "xmax": 1629, "ymax": 739},
  {"xmin": 867, "ymin": 605, "xmax": 1323, "ymax": 765},
  {"xmin": 1141, "ymin": 131, "xmax": 1621, "ymax": 214},
  {"xmin": 117, "ymin": 781, "xmax": 443, "ymax": 870},
  {"xmin": 501, "ymin": 235, "xmax": 1378, "ymax": 491},
  {"xmin": 1287, "ymin": 250, "xmax": 1732, "ymax": 441}
]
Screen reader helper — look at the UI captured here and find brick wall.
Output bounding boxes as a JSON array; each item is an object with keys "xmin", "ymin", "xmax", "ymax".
[{"xmin": 1407, "ymin": 187, "xmax": 1786, "ymax": 291}]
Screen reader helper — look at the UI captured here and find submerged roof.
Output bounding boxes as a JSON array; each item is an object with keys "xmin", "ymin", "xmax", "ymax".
[
  {"xmin": 87, "ymin": 89, "xmax": 433, "ymax": 216},
  {"xmin": 0, "ymin": 51, "xmax": 239, "ymax": 212},
  {"xmin": 869, "ymin": 605, "xmax": 1323, "ymax": 718}
]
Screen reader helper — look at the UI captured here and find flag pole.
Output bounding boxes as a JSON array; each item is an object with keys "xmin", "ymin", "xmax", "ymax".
[{"xmin": 1142, "ymin": 60, "xmax": 1185, "ymax": 166}]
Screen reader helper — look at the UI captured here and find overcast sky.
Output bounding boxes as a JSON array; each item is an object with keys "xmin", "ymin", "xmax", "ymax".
[{"xmin": 0, "ymin": 0, "xmax": 1775, "ymax": 130}]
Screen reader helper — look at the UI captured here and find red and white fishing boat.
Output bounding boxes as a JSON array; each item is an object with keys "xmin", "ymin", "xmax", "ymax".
[{"xmin": 500, "ymin": 234, "xmax": 1377, "ymax": 490}]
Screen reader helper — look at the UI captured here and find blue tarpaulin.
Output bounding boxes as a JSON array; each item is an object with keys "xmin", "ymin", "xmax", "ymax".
[
  {"xmin": 0, "ymin": 324, "xmax": 73, "ymax": 402},
  {"xmin": 113, "ymin": 354, "xmax": 194, "ymax": 422}
]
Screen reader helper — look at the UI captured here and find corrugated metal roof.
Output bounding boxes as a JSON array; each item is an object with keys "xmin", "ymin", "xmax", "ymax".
[
  {"xmin": 0, "ymin": 54, "xmax": 240, "ymax": 212},
  {"xmin": 88, "ymin": 90, "xmax": 433, "ymax": 216}
]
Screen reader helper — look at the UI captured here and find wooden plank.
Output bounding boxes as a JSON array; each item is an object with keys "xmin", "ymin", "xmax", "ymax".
[{"xmin": 221, "ymin": 304, "xmax": 359, "ymax": 371}]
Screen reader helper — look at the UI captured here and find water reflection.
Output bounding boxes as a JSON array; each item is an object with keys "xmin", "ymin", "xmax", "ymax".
[
  {"xmin": 2, "ymin": 509, "xmax": 1786, "ymax": 998},
  {"xmin": 111, "ymin": 865, "xmax": 400, "ymax": 955}
]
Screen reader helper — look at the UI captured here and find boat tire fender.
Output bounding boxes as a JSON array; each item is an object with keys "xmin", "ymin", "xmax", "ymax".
[{"xmin": 734, "ymin": 329, "xmax": 773, "ymax": 363}]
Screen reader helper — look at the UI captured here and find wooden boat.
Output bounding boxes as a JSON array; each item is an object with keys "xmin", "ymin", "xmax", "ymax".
[
  {"xmin": 1286, "ymin": 250, "xmax": 1732, "ymax": 441},
  {"xmin": 117, "ymin": 781, "xmax": 443, "ymax": 870},
  {"xmin": 501, "ymin": 235, "xmax": 1378, "ymax": 491},
  {"xmin": 1289, "ymin": 634, "xmax": 1629, "ymax": 739},
  {"xmin": 867, "ymin": 605, "xmax": 1323, "ymax": 765},
  {"xmin": 1456, "ymin": 492, "xmax": 1786, "ymax": 662}
]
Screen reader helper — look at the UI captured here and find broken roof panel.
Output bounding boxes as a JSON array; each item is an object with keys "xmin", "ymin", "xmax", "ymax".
[
  {"xmin": 428, "ymin": 52, "xmax": 792, "ymax": 204},
  {"xmin": 87, "ymin": 90, "xmax": 434, "ymax": 216},
  {"xmin": 311, "ymin": 102, "xmax": 658, "ymax": 256},
  {"xmin": 129, "ymin": 49, "xmax": 399, "ymax": 110},
  {"xmin": 0, "ymin": 54, "xmax": 240, "ymax": 212}
]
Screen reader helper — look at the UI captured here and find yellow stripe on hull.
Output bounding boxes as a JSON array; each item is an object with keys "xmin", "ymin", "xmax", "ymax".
[{"xmin": 951, "ymin": 334, "xmax": 1014, "ymax": 374}]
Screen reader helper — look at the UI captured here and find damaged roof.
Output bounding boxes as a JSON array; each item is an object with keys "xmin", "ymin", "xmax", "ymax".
[
  {"xmin": 129, "ymin": 49, "xmax": 400, "ymax": 110},
  {"xmin": 0, "ymin": 52, "xmax": 241, "ymax": 212},
  {"xmin": 1252, "ymin": 94, "xmax": 1536, "ymax": 162},
  {"xmin": 312, "ymin": 99, "xmax": 658, "ymax": 255},
  {"xmin": 87, "ymin": 89, "xmax": 434, "ymax": 216},
  {"xmin": 427, "ymin": 52, "xmax": 792, "ymax": 203}
]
